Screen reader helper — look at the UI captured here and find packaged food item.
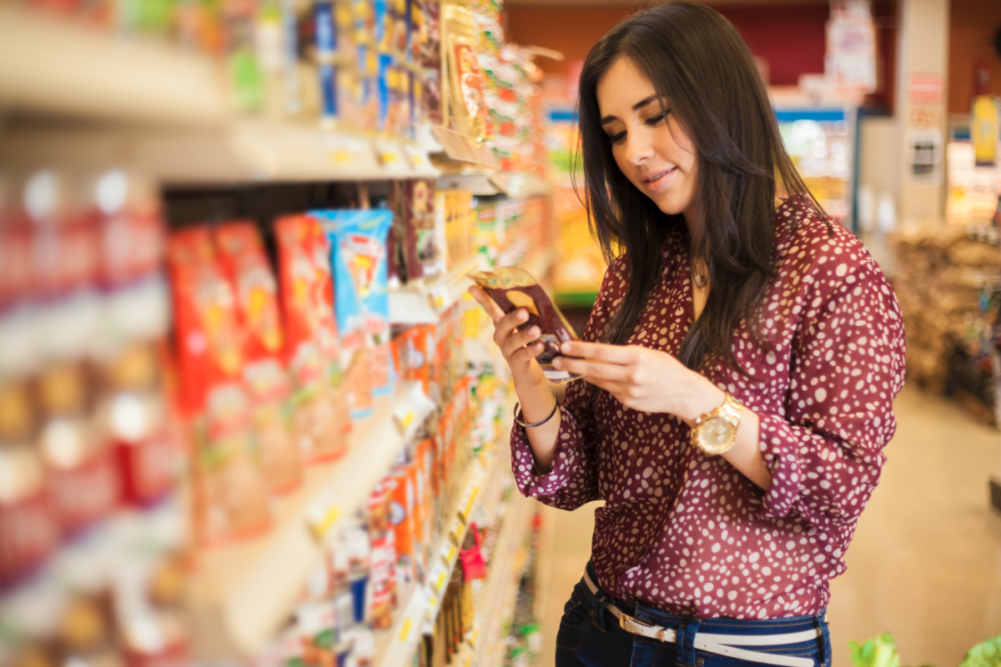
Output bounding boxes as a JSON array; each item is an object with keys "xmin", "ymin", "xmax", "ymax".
[
  {"xmin": 0, "ymin": 379, "xmax": 58, "ymax": 584},
  {"xmin": 167, "ymin": 229, "xmax": 271, "ymax": 544},
  {"xmin": 404, "ymin": 179, "xmax": 444, "ymax": 280},
  {"xmin": 440, "ymin": 189, "xmax": 474, "ymax": 271},
  {"xmin": 415, "ymin": 0, "xmax": 442, "ymax": 124},
  {"xmin": 443, "ymin": 4, "xmax": 488, "ymax": 140},
  {"xmin": 113, "ymin": 557, "xmax": 189, "ymax": 667},
  {"xmin": 37, "ymin": 362, "xmax": 121, "ymax": 535},
  {"xmin": 389, "ymin": 463, "xmax": 416, "ymax": 584},
  {"xmin": 468, "ymin": 267, "xmax": 580, "ymax": 382},
  {"xmin": 214, "ymin": 222, "xmax": 303, "ymax": 494},
  {"xmin": 190, "ymin": 384, "xmax": 272, "ymax": 545},
  {"xmin": 101, "ymin": 342, "xmax": 179, "ymax": 506},
  {"xmin": 274, "ymin": 215, "xmax": 351, "ymax": 463},
  {"xmin": 317, "ymin": 209, "xmax": 395, "ymax": 412}
]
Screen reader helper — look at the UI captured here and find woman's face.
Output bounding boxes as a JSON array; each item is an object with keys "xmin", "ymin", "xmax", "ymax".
[{"xmin": 596, "ymin": 57, "xmax": 699, "ymax": 223}]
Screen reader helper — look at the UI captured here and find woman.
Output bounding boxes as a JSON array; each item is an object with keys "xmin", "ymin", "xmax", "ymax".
[{"xmin": 470, "ymin": 3, "xmax": 905, "ymax": 667}]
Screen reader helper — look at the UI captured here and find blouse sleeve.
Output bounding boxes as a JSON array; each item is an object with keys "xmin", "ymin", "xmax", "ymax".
[
  {"xmin": 752, "ymin": 258, "xmax": 906, "ymax": 531},
  {"xmin": 509, "ymin": 257, "xmax": 627, "ymax": 510}
]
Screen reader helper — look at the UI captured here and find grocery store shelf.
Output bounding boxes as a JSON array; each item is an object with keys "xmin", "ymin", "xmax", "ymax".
[
  {"xmin": 0, "ymin": 4, "xmax": 227, "ymax": 126},
  {"xmin": 488, "ymin": 172, "xmax": 552, "ymax": 199},
  {"xmin": 473, "ymin": 492, "xmax": 535, "ymax": 667},
  {"xmin": 0, "ymin": 121, "xmax": 440, "ymax": 183},
  {"xmin": 389, "ymin": 255, "xmax": 485, "ymax": 325},
  {"xmin": 377, "ymin": 458, "xmax": 489, "ymax": 667},
  {"xmin": 187, "ymin": 382, "xmax": 432, "ymax": 660}
]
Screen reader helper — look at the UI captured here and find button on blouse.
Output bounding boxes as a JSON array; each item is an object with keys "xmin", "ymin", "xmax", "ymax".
[{"xmin": 510, "ymin": 197, "xmax": 906, "ymax": 619}]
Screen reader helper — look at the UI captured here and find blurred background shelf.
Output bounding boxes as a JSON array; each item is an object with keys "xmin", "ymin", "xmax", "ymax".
[
  {"xmin": 0, "ymin": 4, "xmax": 227, "ymax": 126},
  {"xmin": 187, "ymin": 382, "xmax": 431, "ymax": 660}
]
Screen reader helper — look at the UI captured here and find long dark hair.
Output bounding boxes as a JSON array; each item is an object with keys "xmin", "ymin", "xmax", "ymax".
[{"xmin": 575, "ymin": 2, "xmax": 825, "ymax": 373}]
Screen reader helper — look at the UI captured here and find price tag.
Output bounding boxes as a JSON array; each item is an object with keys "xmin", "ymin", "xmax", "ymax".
[
  {"xmin": 393, "ymin": 383, "xmax": 434, "ymax": 439},
  {"xmin": 404, "ymin": 145, "xmax": 431, "ymax": 170},
  {"xmin": 331, "ymin": 150, "xmax": 353, "ymax": 165},
  {"xmin": 399, "ymin": 618, "xmax": 413, "ymax": 641},
  {"xmin": 306, "ymin": 502, "xmax": 341, "ymax": 540},
  {"xmin": 462, "ymin": 487, "xmax": 480, "ymax": 521},
  {"xmin": 446, "ymin": 544, "xmax": 457, "ymax": 564},
  {"xmin": 375, "ymin": 140, "xmax": 408, "ymax": 172},
  {"xmin": 435, "ymin": 570, "xmax": 447, "ymax": 591}
]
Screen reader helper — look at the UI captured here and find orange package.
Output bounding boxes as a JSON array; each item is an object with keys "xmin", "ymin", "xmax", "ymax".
[
  {"xmin": 274, "ymin": 215, "xmax": 352, "ymax": 463},
  {"xmin": 214, "ymin": 222, "xmax": 303, "ymax": 494},
  {"xmin": 166, "ymin": 228, "xmax": 270, "ymax": 545}
]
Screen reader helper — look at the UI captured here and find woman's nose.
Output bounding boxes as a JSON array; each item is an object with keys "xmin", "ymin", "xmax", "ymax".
[{"xmin": 625, "ymin": 132, "xmax": 654, "ymax": 166}]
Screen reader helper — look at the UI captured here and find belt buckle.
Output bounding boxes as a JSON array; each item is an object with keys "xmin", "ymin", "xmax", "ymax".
[{"xmin": 619, "ymin": 613, "xmax": 667, "ymax": 642}]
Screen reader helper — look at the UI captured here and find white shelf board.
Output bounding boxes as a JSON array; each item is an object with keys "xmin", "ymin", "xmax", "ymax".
[
  {"xmin": 0, "ymin": 121, "xmax": 440, "ymax": 184},
  {"xmin": 0, "ymin": 4, "xmax": 227, "ymax": 126},
  {"xmin": 187, "ymin": 383, "xmax": 423, "ymax": 659}
]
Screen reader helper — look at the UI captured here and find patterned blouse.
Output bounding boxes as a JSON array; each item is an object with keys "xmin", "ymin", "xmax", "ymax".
[{"xmin": 510, "ymin": 197, "xmax": 906, "ymax": 619}]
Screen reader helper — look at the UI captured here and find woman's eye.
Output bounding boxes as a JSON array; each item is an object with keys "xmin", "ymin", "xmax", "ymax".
[
  {"xmin": 645, "ymin": 112, "xmax": 667, "ymax": 126},
  {"xmin": 608, "ymin": 132, "xmax": 627, "ymax": 145}
]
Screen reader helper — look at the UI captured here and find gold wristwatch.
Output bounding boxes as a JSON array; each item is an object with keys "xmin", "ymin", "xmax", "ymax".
[{"xmin": 691, "ymin": 393, "xmax": 743, "ymax": 456}]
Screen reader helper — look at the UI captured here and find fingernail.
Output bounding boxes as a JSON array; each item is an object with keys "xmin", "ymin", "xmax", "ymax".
[
  {"xmin": 552, "ymin": 359, "xmax": 562, "ymax": 368},
  {"xmin": 518, "ymin": 310, "xmax": 528, "ymax": 320},
  {"xmin": 561, "ymin": 342, "xmax": 572, "ymax": 353},
  {"xmin": 530, "ymin": 327, "xmax": 540, "ymax": 336}
]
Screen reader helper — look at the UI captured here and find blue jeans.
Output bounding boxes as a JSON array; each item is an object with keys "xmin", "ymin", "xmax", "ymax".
[{"xmin": 556, "ymin": 562, "xmax": 832, "ymax": 667}]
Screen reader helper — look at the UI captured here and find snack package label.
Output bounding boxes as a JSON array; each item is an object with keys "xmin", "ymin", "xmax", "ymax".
[
  {"xmin": 317, "ymin": 210, "xmax": 394, "ymax": 400},
  {"xmin": 469, "ymin": 266, "xmax": 581, "ymax": 382}
]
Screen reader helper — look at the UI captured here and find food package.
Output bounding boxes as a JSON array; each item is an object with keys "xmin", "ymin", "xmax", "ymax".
[
  {"xmin": 443, "ymin": 4, "xmax": 488, "ymax": 140},
  {"xmin": 415, "ymin": 0, "xmax": 441, "ymax": 124},
  {"xmin": 167, "ymin": 229, "xmax": 270, "ymax": 543},
  {"xmin": 37, "ymin": 362, "xmax": 121, "ymax": 535},
  {"xmin": 406, "ymin": 180, "xmax": 444, "ymax": 280},
  {"xmin": 0, "ymin": 379, "xmax": 59, "ymax": 584},
  {"xmin": 214, "ymin": 222, "xmax": 303, "ymax": 493},
  {"xmin": 468, "ymin": 267, "xmax": 580, "ymax": 382},
  {"xmin": 438, "ymin": 189, "xmax": 473, "ymax": 272},
  {"xmin": 274, "ymin": 215, "xmax": 351, "ymax": 463},
  {"xmin": 317, "ymin": 210, "xmax": 395, "ymax": 415},
  {"xmin": 389, "ymin": 463, "xmax": 416, "ymax": 583}
]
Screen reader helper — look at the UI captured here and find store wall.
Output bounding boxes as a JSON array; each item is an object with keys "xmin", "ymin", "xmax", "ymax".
[
  {"xmin": 948, "ymin": 0, "xmax": 1001, "ymax": 114},
  {"xmin": 504, "ymin": 2, "xmax": 831, "ymax": 85}
]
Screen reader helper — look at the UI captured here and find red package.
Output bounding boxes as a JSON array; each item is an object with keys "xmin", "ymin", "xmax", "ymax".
[
  {"xmin": 215, "ymin": 222, "xmax": 302, "ymax": 493},
  {"xmin": 104, "ymin": 342, "xmax": 181, "ymax": 506},
  {"xmin": 37, "ymin": 363, "xmax": 120, "ymax": 534},
  {"xmin": 273, "ymin": 215, "xmax": 351, "ymax": 464},
  {"xmin": 389, "ymin": 464, "xmax": 415, "ymax": 559},
  {"xmin": 0, "ymin": 379, "xmax": 58, "ymax": 584},
  {"xmin": 166, "ymin": 228, "xmax": 244, "ymax": 417}
]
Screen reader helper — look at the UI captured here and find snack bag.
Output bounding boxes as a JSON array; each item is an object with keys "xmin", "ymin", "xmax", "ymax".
[
  {"xmin": 317, "ymin": 210, "xmax": 394, "ymax": 415},
  {"xmin": 443, "ymin": 4, "xmax": 488, "ymax": 140},
  {"xmin": 405, "ymin": 179, "xmax": 444, "ymax": 280},
  {"xmin": 215, "ymin": 222, "xmax": 303, "ymax": 493},
  {"xmin": 274, "ymin": 215, "xmax": 352, "ymax": 463},
  {"xmin": 468, "ymin": 266, "xmax": 580, "ymax": 382}
]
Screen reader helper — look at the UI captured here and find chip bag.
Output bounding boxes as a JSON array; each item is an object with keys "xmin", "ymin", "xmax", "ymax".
[
  {"xmin": 316, "ymin": 209, "xmax": 395, "ymax": 417},
  {"xmin": 214, "ymin": 222, "xmax": 303, "ymax": 493},
  {"xmin": 468, "ymin": 266, "xmax": 580, "ymax": 382},
  {"xmin": 274, "ymin": 215, "xmax": 351, "ymax": 463}
]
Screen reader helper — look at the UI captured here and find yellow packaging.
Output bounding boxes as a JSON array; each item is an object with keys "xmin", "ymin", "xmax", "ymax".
[{"xmin": 971, "ymin": 95, "xmax": 999, "ymax": 167}]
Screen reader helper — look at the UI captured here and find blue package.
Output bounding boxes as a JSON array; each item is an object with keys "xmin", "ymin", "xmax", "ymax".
[{"xmin": 316, "ymin": 210, "xmax": 395, "ymax": 405}]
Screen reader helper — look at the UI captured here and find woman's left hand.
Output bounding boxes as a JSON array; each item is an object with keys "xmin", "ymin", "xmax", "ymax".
[{"xmin": 553, "ymin": 341, "xmax": 722, "ymax": 420}]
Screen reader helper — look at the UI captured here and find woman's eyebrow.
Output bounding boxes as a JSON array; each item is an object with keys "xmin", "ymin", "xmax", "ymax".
[{"xmin": 600, "ymin": 95, "xmax": 664, "ymax": 125}]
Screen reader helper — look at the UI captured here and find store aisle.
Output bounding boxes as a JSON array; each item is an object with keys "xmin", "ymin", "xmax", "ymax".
[{"xmin": 532, "ymin": 384, "xmax": 1001, "ymax": 667}]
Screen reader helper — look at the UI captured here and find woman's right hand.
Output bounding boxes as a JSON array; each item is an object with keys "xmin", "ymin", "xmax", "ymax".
[{"xmin": 468, "ymin": 285, "xmax": 548, "ymax": 391}]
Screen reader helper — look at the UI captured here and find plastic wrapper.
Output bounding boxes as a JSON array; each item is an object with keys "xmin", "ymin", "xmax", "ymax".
[
  {"xmin": 274, "ymin": 215, "xmax": 351, "ymax": 463},
  {"xmin": 443, "ymin": 4, "xmax": 488, "ymax": 140},
  {"xmin": 215, "ymin": 222, "xmax": 303, "ymax": 493},
  {"xmin": 317, "ymin": 209, "xmax": 394, "ymax": 416},
  {"xmin": 468, "ymin": 267, "xmax": 580, "ymax": 382}
]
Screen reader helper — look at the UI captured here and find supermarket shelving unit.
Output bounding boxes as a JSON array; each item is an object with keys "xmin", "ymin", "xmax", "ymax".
[{"xmin": 0, "ymin": 6, "xmax": 555, "ymax": 664}]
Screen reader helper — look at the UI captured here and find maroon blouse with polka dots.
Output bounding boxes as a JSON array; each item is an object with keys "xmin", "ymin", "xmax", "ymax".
[{"xmin": 510, "ymin": 198, "xmax": 906, "ymax": 619}]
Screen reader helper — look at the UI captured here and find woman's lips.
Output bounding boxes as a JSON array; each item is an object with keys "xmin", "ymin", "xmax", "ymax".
[{"xmin": 642, "ymin": 167, "xmax": 677, "ymax": 194}]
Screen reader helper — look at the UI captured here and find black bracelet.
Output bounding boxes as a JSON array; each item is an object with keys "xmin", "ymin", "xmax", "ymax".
[{"xmin": 514, "ymin": 387, "xmax": 560, "ymax": 428}]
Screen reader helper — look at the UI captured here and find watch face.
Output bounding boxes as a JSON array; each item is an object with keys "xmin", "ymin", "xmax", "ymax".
[{"xmin": 698, "ymin": 417, "xmax": 736, "ymax": 455}]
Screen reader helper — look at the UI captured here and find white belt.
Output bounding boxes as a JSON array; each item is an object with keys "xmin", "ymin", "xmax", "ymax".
[{"xmin": 582, "ymin": 570, "xmax": 821, "ymax": 667}]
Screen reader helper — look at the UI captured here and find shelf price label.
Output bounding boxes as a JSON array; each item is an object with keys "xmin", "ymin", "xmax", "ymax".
[
  {"xmin": 404, "ymin": 145, "xmax": 432, "ymax": 171},
  {"xmin": 393, "ymin": 383, "xmax": 435, "ymax": 440},
  {"xmin": 375, "ymin": 140, "xmax": 408, "ymax": 172},
  {"xmin": 306, "ymin": 500, "xmax": 342, "ymax": 540},
  {"xmin": 399, "ymin": 617, "xmax": 413, "ymax": 641}
]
